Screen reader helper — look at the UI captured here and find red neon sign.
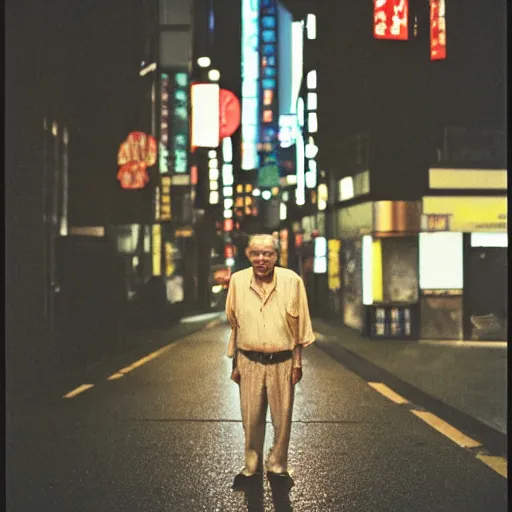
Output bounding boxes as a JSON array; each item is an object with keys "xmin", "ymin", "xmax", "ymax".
[
  {"xmin": 117, "ymin": 132, "xmax": 156, "ymax": 189},
  {"xmin": 430, "ymin": 0, "xmax": 446, "ymax": 60},
  {"xmin": 223, "ymin": 219, "xmax": 234, "ymax": 232},
  {"xmin": 374, "ymin": 0, "xmax": 408, "ymax": 40},
  {"xmin": 219, "ymin": 89, "xmax": 241, "ymax": 140}
]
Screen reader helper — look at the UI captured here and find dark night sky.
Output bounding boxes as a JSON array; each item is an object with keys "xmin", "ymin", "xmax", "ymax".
[{"xmin": 6, "ymin": 0, "xmax": 507, "ymax": 227}]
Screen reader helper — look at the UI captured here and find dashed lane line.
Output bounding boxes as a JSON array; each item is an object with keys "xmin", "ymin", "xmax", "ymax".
[
  {"xmin": 63, "ymin": 384, "xmax": 94, "ymax": 398},
  {"xmin": 368, "ymin": 380, "xmax": 506, "ymax": 479}
]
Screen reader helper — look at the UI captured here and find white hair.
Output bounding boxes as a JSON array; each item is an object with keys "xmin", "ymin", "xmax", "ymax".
[{"xmin": 248, "ymin": 233, "xmax": 279, "ymax": 252}]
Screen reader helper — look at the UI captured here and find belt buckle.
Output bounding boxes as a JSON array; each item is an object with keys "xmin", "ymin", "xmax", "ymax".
[{"xmin": 261, "ymin": 352, "xmax": 273, "ymax": 363}]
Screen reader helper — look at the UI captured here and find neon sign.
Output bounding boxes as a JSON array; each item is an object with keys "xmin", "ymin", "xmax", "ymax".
[
  {"xmin": 241, "ymin": 0, "xmax": 260, "ymax": 170},
  {"xmin": 374, "ymin": 0, "xmax": 408, "ymax": 40},
  {"xmin": 430, "ymin": 0, "xmax": 446, "ymax": 60},
  {"xmin": 170, "ymin": 72, "xmax": 189, "ymax": 175},
  {"xmin": 160, "ymin": 73, "xmax": 170, "ymax": 174},
  {"xmin": 117, "ymin": 132, "xmax": 156, "ymax": 189}
]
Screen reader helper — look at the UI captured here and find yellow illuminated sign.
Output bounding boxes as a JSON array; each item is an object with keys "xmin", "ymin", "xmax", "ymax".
[
  {"xmin": 165, "ymin": 242, "xmax": 175, "ymax": 277},
  {"xmin": 422, "ymin": 196, "xmax": 507, "ymax": 232},
  {"xmin": 175, "ymin": 228, "xmax": 194, "ymax": 238},
  {"xmin": 327, "ymin": 239, "xmax": 341, "ymax": 291},
  {"xmin": 152, "ymin": 224, "xmax": 162, "ymax": 276},
  {"xmin": 160, "ymin": 176, "xmax": 172, "ymax": 221},
  {"xmin": 429, "ymin": 169, "xmax": 507, "ymax": 190}
]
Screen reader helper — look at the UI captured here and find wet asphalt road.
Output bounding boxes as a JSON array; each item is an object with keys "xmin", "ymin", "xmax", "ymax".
[{"xmin": 7, "ymin": 323, "xmax": 507, "ymax": 511}]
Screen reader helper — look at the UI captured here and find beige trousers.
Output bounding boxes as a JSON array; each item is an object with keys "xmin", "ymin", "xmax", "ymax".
[{"xmin": 238, "ymin": 351, "xmax": 295, "ymax": 474}]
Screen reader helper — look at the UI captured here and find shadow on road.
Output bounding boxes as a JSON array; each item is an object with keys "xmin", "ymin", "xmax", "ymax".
[{"xmin": 231, "ymin": 472, "xmax": 294, "ymax": 511}]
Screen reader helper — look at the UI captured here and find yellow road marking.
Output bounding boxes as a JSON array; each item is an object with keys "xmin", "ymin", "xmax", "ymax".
[
  {"xmin": 368, "ymin": 382, "xmax": 409, "ymax": 404},
  {"xmin": 110, "ymin": 346, "xmax": 172, "ymax": 378},
  {"xmin": 476, "ymin": 454, "xmax": 507, "ymax": 479},
  {"xmin": 107, "ymin": 373, "xmax": 124, "ymax": 380},
  {"xmin": 63, "ymin": 384, "xmax": 94, "ymax": 398},
  {"xmin": 411, "ymin": 410, "xmax": 482, "ymax": 448}
]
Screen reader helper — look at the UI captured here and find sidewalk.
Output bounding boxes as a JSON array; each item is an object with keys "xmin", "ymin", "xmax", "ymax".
[{"xmin": 312, "ymin": 317, "xmax": 507, "ymax": 437}]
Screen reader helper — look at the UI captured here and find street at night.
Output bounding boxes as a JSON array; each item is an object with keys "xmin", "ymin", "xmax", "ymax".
[
  {"xmin": 7, "ymin": 0, "xmax": 507, "ymax": 510},
  {"xmin": 7, "ymin": 317, "xmax": 506, "ymax": 511}
]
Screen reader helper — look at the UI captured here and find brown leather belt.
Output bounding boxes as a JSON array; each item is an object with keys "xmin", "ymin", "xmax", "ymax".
[{"xmin": 239, "ymin": 349, "xmax": 293, "ymax": 364}]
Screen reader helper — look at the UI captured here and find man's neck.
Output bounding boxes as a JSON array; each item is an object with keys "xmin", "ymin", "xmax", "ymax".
[{"xmin": 253, "ymin": 269, "xmax": 274, "ymax": 285}]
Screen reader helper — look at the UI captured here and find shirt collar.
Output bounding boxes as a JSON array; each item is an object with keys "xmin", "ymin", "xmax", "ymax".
[{"xmin": 249, "ymin": 267, "xmax": 278, "ymax": 303}]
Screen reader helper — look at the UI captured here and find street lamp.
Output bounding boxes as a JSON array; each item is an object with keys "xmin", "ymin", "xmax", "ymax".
[{"xmin": 197, "ymin": 56, "xmax": 211, "ymax": 68}]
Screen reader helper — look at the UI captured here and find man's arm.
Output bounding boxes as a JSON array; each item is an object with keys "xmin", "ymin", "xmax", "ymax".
[
  {"xmin": 225, "ymin": 276, "xmax": 237, "ymax": 359},
  {"xmin": 296, "ymin": 277, "xmax": 315, "ymax": 348}
]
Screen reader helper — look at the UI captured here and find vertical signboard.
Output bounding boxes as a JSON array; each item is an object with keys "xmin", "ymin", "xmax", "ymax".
[
  {"xmin": 259, "ymin": 0, "xmax": 279, "ymax": 156},
  {"xmin": 191, "ymin": 83, "xmax": 220, "ymax": 148},
  {"xmin": 241, "ymin": 0, "xmax": 260, "ymax": 170},
  {"xmin": 374, "ymin": 0, "xmax": 408, "ymax": 40},
  {"xmin": 170, "ymin": 72, "xmax": 189, "ymax": 175},
  {"xmin": 430, "ymin": 0, "xmax": 446, "ymax": 60},
  {"xmin": 160, "ymin": 73, "xmax": 170, "ymax": 175}
]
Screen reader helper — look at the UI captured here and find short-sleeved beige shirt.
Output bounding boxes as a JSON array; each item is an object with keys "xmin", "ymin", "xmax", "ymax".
[{"xmin": 225, "ymin": 266, "xmax": 315, "ymax": 359}]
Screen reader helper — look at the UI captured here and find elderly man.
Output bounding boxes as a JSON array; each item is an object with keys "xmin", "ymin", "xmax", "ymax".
[{"xmin": 226, "ymin": 233, "xmax": 315, "ymax": 481}]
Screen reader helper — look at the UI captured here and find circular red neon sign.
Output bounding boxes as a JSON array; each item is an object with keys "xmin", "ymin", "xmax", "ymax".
[{"xmin": 219, "ymin": 89, "xmax": 241, "ymax": 140}]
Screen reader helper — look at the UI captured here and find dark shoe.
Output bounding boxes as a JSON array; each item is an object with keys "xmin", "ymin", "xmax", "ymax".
[
  {"xmin": 266, "ymin": 470, "xmax": 291, "ymax": 478},
  {"xmin": 232, "ymin": 471, "xmax": 260, "ymax": 491}
]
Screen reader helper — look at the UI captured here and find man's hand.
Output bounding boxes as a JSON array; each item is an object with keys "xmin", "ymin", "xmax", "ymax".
[
  {"xmin": 292, "ymin": 367, "xmax": 302, "ymax": 385},
  {"xmin": 231, "ymin": 367, "xmax": 241, "ymax": 385}
]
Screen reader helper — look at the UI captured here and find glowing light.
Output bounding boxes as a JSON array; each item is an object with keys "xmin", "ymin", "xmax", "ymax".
[
  {"xmin": 191, "ymin": 83, "xmax": 220, "ymax": 148},
  {"xmin": 224, "ymin": 198, "xmax": 234, "ymax": 209},
  {"xmin": 308, "ymin": 112, "xmax": 318, "ymax": 132},
  {"xmin": 296, "ymin": 130, "xmax": 305, "ymax": 205},
  {"xmin": 210, "ymin": 181, "xmax": 219, "ymax": 191},
  {"xmin": 470, "ymin": 233, "xmax": 508, "ymax": 247},
  {"xmin": 306, "ymin": 14, "xmax": 316, "ymax": 39},
  {"xmin": 305, "ymin": 140, "xmax": 319, "ymax": 159},
  {"xmin": 362, "ymin": 235, "xmax": 373, "ymax": 305},
  {"xmin": 241, "ymin": 0, "xmax": 260, "ymax": 170},
  {"xmin": 419, "ymin": 232, "xmax": 463, "ymax": 289},
  {"xmin": 253, "ymin": 188, "xmax": 261, "ymax": 197},
  {"xmin": 305, "ymin": 170, "xmax": 317, "ymax": 189},
  {"xmin": 307, "ymin": 70, "xmax": 317, "ymax": 90},
  {"xmin": 339, "ymin": 176, "xmax": 355, "ymax": 201},
  {"xmin": 226, "ymin": 257, "xmax": 235, "ymax": 267},
  {"xmin": 139, "ymin": 62, "xmax": 157, "ymax": 76},
  {"xmin": 222, "ymin": 137, "xmax": 233, "ymax": 163},
  {"xmin": 262, "ymin": 190, "xmax": 272, "ymax": 200},
  {"xmin": 307, "ymin": 92, "xmax": 317, "ymax": 111},
  {"xmin": 224, "ymin": 209, "xmax": 233, "ymax": 219},
  {"xmin": 297, "ymin": 97, "xmax": 305, "ymax": 127},
  {"xmin": 291, "ymin": 21, "xmax": 304, "ymax": 115},
  {"xmin": 223, "ymin": 187, "xmax": 233, "ymax": 197},
  {"xmin": 208, "ymin": 69, "xmax": 220, "ymax": 81},
  {"xmin": 209, "ymin": 168, "xmax": 220, "ymax": 180},
  {"xmin": 280, "ymin": 202, "xmax": 287, "ymax": 220},
  {"xmin": 197, "ymin": 56, "xmax": 211, "ymax": 68},
  {"xmin": 208, "ymin": 150, "xmax": 217, "ymax": 158},
  {"xmin": 209, "ymin": 191, "xmax": 220, "ymax": 204},
  {"xmin": 208, "ymin": 159, "xmax": 219, "ymax": 169}
]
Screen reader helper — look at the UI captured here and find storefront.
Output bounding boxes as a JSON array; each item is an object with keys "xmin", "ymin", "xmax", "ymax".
[{"xmin": 421, "ymin": 195, "xmax": 507, "ymax": 341}]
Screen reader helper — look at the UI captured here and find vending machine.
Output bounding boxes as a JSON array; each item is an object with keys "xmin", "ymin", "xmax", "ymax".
[{"xmin": 368, "ymin": 304, "xmax": 419, "ymax": 340}]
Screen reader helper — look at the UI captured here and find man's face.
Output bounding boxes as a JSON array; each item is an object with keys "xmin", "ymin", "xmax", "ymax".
[{"xmin": 246, "ymin": 237, "xmax": 277, "ymax": 278}]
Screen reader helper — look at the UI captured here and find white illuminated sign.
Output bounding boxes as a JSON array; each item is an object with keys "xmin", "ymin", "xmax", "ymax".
[
  {"xmin": 306, "ymin": 14, "xmax": 317, "ymax": 40},
  {"xmin": 362, "ymin": 235, "xmax": 373, "ymax": 305},
  {"xmin": 291, "ymin": 21, "xmax": 304, "ymax": 115},
  {"xmin": 241, "ymin": 0, "xmax": 260, "ymax": 170},
  {"xmin": 191, "ymin": 83, "xmax": 220, "ymax": 148},
  {"xmin": 314, "ymin": 237, "xmax": 327, "ymax": 274},
  {"xmin": 339, "ymin": 176, "xmax": 355, "ymax": 201},
  {"xmin": 307, "ymin": 92, "xmax": 317, "ymax": 111},
  {"xmin": 297, "ymin": 97, "xmax": 305, "ymax": 127},
  {"xmin": 419, "ymin": 232, "xmax": 464, "ymax": 289},
  {"xmin": 280, "ymin": 202, "xmax": 288, "ymax": 220},
  {"xmin": 222, "ymin": 137, "xmax": 233, "ymax": 163},
  {"xmin": 209, "ymin": 191, "xmax": 220, "ymax": 204},
  {"xmin": 296, "ymin": 130, "xmax": 305, "ymax": 205},
  {"xmin": 308, "ymin": 112, "xmax": 318, "ymax": 132},
  {"xmin": 278, "ymin": 115, "xmax": 297, "ymax": 148},
  {"xmin": 262, "ymin": 190, "xmax": 272, "ymax": 200},
  {"xmin": 470, "ymin": 233, "xmax": 508, "ymax": 247},
  {"xmin": 307, "ymin": 70, "xmax": 317, "ymax": 90}
]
